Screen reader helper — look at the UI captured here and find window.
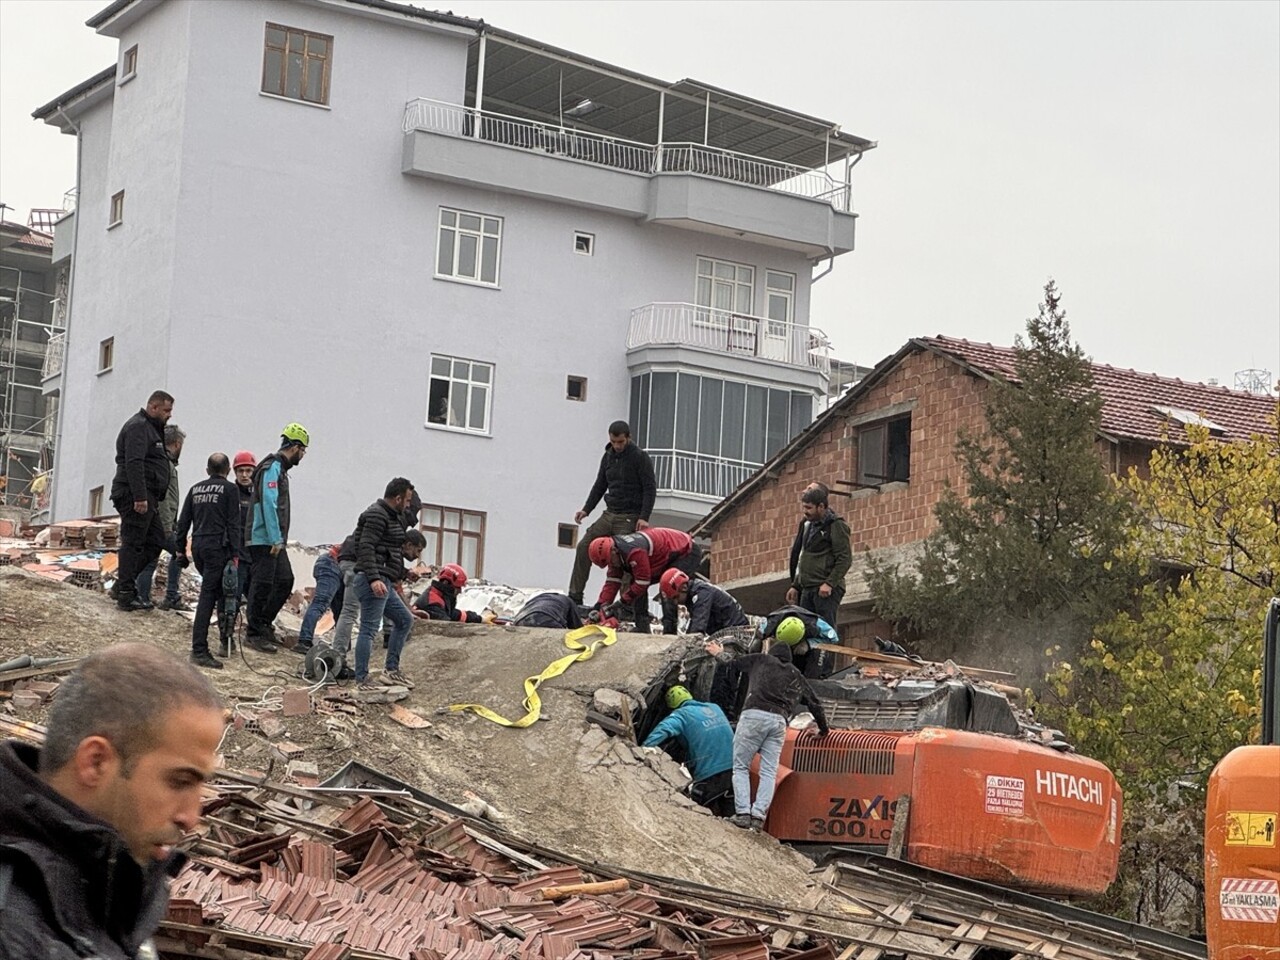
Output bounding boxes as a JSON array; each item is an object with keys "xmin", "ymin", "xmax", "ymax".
[
  {"xmin": 262, "ymin": 23, "xmax": 332, "ymax": 105},
  {"xmin": 88, "ymin": 486, "xmax": 104, "ymax": 516},
  {"xmin": 120, "ymin": 45, "xmax": 138, "ymax": 83},
  {"xmin": 574, "ymin": 232, "xmax": 594, "ymax": 256},
  {"xmin": 557, "ymin": 523, "xmax": 578, "ymax": 549},
  {"xmin": 857, "ymin": 416, "xmax": 912, "ymax": 486},
  {"xmin": 98, "ymin": 337, "xmax": 114, "ymax": 373},
  {"xmin": 109, "ymin": 191, "xmax": 124, "ymax": 227},
  {"xmin": 567, "ymin": 375, "xmax": 587, "ymax": 401},
  {"xmin": 427, "ymin": 355, "xmax": 492, "ymax": 433},
  {"xmin": 419, "ymin": 503, "xmax": 485, "ymax": 574},
  {"xmin": 765, "ymin": 271, "xmax": 794, "ymax": 326},
  {"xmin": 437, "ymin": 208, "xmax": 501, "ymax": 286},
  {"xmin": 695, "ymin": 257, "xmax": 754, "ymax": 321}
]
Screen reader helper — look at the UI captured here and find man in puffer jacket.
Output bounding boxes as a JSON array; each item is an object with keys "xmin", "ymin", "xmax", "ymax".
[{"xmin": 350, "ymin": 478, "xmax": 418, "ymax": 688}]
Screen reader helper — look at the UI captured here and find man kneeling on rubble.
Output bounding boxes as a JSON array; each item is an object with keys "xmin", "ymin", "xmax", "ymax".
[
  {"xmin": 0, "ymin": 643, "xmax": 225, "ymax": 958},
  {"xmin": 413, "ymin": 564, "xmax": 495, "ymax": 624},
  {"xmin": 642, "ymin": 685, "xmax": 734, "ymax": 816}
]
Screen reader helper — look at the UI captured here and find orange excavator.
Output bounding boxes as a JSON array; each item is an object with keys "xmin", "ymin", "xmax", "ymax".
[{"xmin": 1205, "ymin": 598, "xmax": 1280, "ymax": 959}]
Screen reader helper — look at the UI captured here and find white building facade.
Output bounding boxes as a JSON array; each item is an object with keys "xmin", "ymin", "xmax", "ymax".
[{"xmin": 37, "ymin": 0, "xmax": 873, "ymax": 588}]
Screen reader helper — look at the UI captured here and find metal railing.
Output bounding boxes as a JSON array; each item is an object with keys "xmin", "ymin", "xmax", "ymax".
[
  {"xmin": 627, "ymin": 302, "xmax": 831, "ymax": 374},
  {"xmin": 649, "ymin": 450, "xmax": 760, "ymax": 501},
  {"xmin": 403, "ymin": 99, "xmax": 850, "ymax": 210},
  {"xmin": 42, "ymin": 331, "xmax": 65, "ymax": 380}
]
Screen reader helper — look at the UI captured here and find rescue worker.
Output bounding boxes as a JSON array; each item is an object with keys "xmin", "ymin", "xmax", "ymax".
[
  {"xmin": 350, "ymin": 478, "xmax": 420, "ymax": 689},
  {"xmin": 706, "ymin": 639, "xmax": 830, "ymax": 831},
  {"xmin": 136, "ymin": 423, "xmax": 189, "ymax": 611},
  {"xmin": 511, "ymin": 592, "xmax": 583, "ymax": 629},
  {"xmin": 588, "ymin": 527, "xmax": 696, "ymax": 634},
  {"xmin": 414, "ymin": 564, "xmax": 495, "ymax": 623},
  {"xmin": 658, "ymin": 569, "xmax": 749, "ymax": 636},
  {"xmin": 174, "ymin": 453, "xmax": 240, "ymax": 668},
  {"xmin": 244, "ymin": 423, "xmax": 309, "ymax": 652},
  {"xmin": 762, "ymin": 608, "xmax": 839, "ymax": 679},
  {"xmin": 232, "ymin": 450, "xmax": 256, "ymax": 609},
  {"xmin": 642, "ymin": 685, "xmax": 734, "ymax": 815},
  {"xmin": 786, "ymin": 482, "xmax": 852, "ymax": 628},
  {"xmin": 568, "ymin": 420, "xmax": 656, "ymax": 605},
  {"xmin": 110, "ymin": 390, "xmax": 174, "ymax": 612}
]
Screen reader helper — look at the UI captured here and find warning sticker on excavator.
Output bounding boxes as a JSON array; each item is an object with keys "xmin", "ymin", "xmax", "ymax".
[
  {"xmin": 984, "ymin": 775, "xmax": 1025, "ymax": 816},
  {"xmin": 1225, "ymin": 810, "xmax": 1277, "ymax": 847},
  {"xmin": 1220, "ymin": 878, "xmax": 1279, "ymax": 923}
]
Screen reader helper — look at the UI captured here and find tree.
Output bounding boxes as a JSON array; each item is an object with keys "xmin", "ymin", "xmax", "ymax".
[
  {"xmin": 1035, "ymin": 414, "xmax": 1279, "ymax": 931},
  {"xmin": 868, "ymin": 281, "xmax": 1139, "ymax": 662}
]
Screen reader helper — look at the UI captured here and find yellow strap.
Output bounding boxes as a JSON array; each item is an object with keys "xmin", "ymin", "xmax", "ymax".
[{"xmin": 448, "ymin": 624, "xmax": 618, "ymax": 727}]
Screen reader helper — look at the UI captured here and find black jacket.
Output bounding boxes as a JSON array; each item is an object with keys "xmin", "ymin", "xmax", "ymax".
[
  {"xmin": 110, "ymin": 409, "xmax": 169, "ymax": 506},
  {"xmin": 236, "ymin": 483, "xmax": 254, "ymax": 561},
  {"xmin": 714, "ymin": 644, "xmax": 829, "ymax": 733},
  {"xmin": 512, "ymin": 592, "xmax": 582, "ymax": 629},
  {"xmin": 354, "ymin": 500, "xmax": 408, "ymax": 582},
  {"xmin": 788, "ymin": 509, "xmax": 853, "ymax": 590},
  {"xmin": 0, "ymin": 741, "xmax": 179, "ymax": 960},
  {"xmin": 582, "ymin": 441, "xmax": 656, "ymax": 520},
  {"xmin": 176, "ymin": 476, "xmax": 240, "ymax": 552},
  {"xmin": 685, "ymin": 580, "xmax": 749, "ymax": 635}
]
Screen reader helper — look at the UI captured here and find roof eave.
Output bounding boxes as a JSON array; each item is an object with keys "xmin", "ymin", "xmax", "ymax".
[{"xmin": 32, "ymin": 66, "xmax": 117, "ymax": 128}]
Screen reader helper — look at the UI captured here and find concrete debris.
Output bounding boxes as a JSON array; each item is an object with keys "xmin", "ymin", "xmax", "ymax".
[
  {"xmin": 352, "ymin": 685, "xmax": 411, "ymax": 704},
  {"xmin": 591, "ymin": 687, "xmax": 641, "ymax": 720}
]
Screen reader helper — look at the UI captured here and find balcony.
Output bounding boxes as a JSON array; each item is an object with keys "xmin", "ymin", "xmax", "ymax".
[
  {"xmin": 651, "ymin": 450, "xmax": 760, "ymax": 503},
  {"xmin": 627, "ymin": 303, "xmax": 831, "ymax": 376},
  {"xmin": 402, "ymin": 100, "xmax": 858, "ymax": 256}
]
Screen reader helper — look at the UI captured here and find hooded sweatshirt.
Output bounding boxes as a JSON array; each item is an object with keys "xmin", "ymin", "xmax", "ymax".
[{"xmin": 716, "ymin": 643, "xmax": 830, "ymax": 733}]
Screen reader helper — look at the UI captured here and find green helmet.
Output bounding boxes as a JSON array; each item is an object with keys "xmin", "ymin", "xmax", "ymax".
[
  {"xmin": 665, "ymin": 685, "xmax": 693, "ymax": 710},
  {"xmin": 776, "ymin": 616, "xmax": 807, "ymax": 646},
  {"xmin": 281, "ymin": 422, "xmax": 310, "ymax": 447}
]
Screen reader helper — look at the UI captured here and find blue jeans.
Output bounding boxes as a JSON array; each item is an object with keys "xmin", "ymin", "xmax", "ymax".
[
  {"xmin": 137, "ymin": 532, "xmax": 182, "ymax": 604},
  {"xmin": 299, "ymin": 554, "xmax": 344, "ymax": 644},
  {"xmin": 732, "ymin": 709, "xmax": 786, "ymax": 819},
  {"xmin": 352, "ymin": 573, "xmax": 412, "ymax": 682}
]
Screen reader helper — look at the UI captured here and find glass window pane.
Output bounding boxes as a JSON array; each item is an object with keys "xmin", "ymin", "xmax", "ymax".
[
  {"xmin": 441, "ymin": 210, "xmax": 456, "ymax": 227},
  {"xmin": 768, "ymin": 292, "xmax": 789, "ymax": 323},
  {"xmin": 630, "ymin": 376, "xmax": 642, "ymax": 441},
  {"xmin": 305, "ymin": 61, "xmax": 324, "ymax": 102},
  {"xmin": 698, "ymin": 378, "xmax": 723, "ymax": 456},
  {"xmin": 450, "ymin": 383, "xmax": 469, "ymax": 426},
  {"xmin": 789, "ymin": 391, "xmax": 811, "ymax": 440},
  {"xmin": 437, "ymin": 227, "xmax": 454, "ymax": 275},
  {"xmin": 744, "ymin": 386, "xmax": 767, "ymax": 463},
  {"xmin": 263, "ymin": 50, "xmax": 284, "ymax": 94},
  {"xmin": 288, "ymin": 31, "xmax": 304, "ymax": 53},
  {"xmin": 286, "ymin": 53, "xmax": 303, "ymax": 98},
  {"xmin": 472, "ymin": 363, "xmax": 490, "ymax": 384},
  {"xmin": 697, "ymin": 258, "xmax": 712, "ymax": 277},
  {"xmin": 722, "ymin": 381, "xmax": 745, "ymax": 460},
  {"xmin": 443, "ymin": 531, "xmax": 459, "ymax": 563},
  {"xmin": 461, "ymin": 536, "xmax": 478, "ymax": 573},
  {"xmin": 443, "ymin": 510, "xmax": 461, "ymax": 529},
  {"xmin": 469, "ymin": 385, "xmax": 487, "ymax": 430},
  {"xmin": 266, "ymin": 26, "xmax": 287, "ymax": 47},
  {"xmin": 462, "ymin": 513, "xmax": 482, "ymax": 533},
  {"xmin": 428, "ymin": 378, "xmax": 449, "ymax": 424},
  {"xmin": 308, "ymin": 36, "xmax": 329, "ymax": 57},
  {"xmin": 713, "ymin": 282, "xmax": 733, "ymax": 312},
  {"xmin": 423, "ymin": 530, "xmax": 440, "ymax": 565},
  {"xmin": 695, "ymin": 276, "xmax": 712, "ymax": 308},
  {"xmin": 459, "ymin": 214, "xmax": 482, "ymax": 232},
  {"xmin": 480, "ymin": 236, "xmax": 498, "ymax": 284},
  {"xmin": 714, "ymin": 261, "xmax": 734, "ymax": 280},
  {"xmin": 766, "ymin": 389, "xmax": 789, "ymax": 458},
  {"xmin": 458, "ymin": 234, "xmax": 478, "ymax": 278},
  {"xmin": 636, "ymin": 373, "xmax": 650, "ymax": 447},
  {"xmin": 422, "ymin": 507, "xmax": 442, "ymax": 527},
  {"xmin": 452, "ymin": 359, "xmax": 470, "ymax": 379},
  {"xmin": 483, "ymin": 218, "xmax": 499, "ymax": 234},
  {"xmin": 431, "ymin": 356, "xmax": 450, "ymax": 376},
  {"xmin": 675, "ymin": 374, "xmax": 699, "ymax": 451},
  {"xmin": 736, "ymin": 282, "xmax": 753, "ymax": 314},
  {"xmin": 649, "ymin": 372, "xmax": 676, "ymax": 448}
]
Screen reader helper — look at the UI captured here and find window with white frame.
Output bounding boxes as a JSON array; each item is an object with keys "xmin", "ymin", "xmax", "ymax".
[
  {"xmin": 88, "ymin": 486, "xmax": 104, "ymax": 516},
  {"xmin": 98, "ymin": 337, "xmax": 115, "ymax": 374},
  {"xmin": 437, "ymin": 209, "xmax": 502, "ymax": 286},
  {"xmin": 695, "ymin": 257, "xmax": 754, "ymax": 323},
  {"xmin": 120, "ymin": 45, "xmax": 138, "ymax": 83},
  {"xmin": 419, "ymin": 503, "xmax": 485, "ymax": 575},
  {"xmin": 427, "ymin": 355, "xmax": 493, "ymax": 433},
  {"xmin": 765, "ymin": 271, "xmax": 795, "ymax": 328},
  {"xmin": 109, "ymin": 191, "xmax": 125, "ymax": 227}
]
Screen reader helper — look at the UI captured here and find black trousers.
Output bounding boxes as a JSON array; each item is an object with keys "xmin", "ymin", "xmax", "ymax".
[
  {"xmin": 799, "ymin": 583, "xmax": 843, "ymax": 632},
  {"xmin": 191, "ymin": 541, "xmax": 231, "ymax": 655},
  {"xmin": 658, "ymin": 544, "xmax": 704, "ymax": 635},
  {"xmin": 246, "ymin": 545, "xmax": 294, "ymax": 639},
  {"xmin": 114, "ymin": 498, "xmax": 165, "ymax": 603}
]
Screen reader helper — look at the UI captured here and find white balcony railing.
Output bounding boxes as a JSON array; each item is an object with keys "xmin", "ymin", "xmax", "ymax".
[
  {"xmin": 42, "ymin": 331, "xmax": 66, "ymax": 380},
  {"xmin": 403, "ymin": 99, "xmax": 851, "ymax": 211},
  {"xmin": 627, "ymin": 303, "xmax": 831, "ymax": 374},
  {"xmin": 650, "ymin": 449, "xmax": 761, "ymax": 501}
]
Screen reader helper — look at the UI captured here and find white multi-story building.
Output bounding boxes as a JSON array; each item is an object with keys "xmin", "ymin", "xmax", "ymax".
[{"xmin": 36, "ymin": 0, "xmax": 873, "ymax": 587}]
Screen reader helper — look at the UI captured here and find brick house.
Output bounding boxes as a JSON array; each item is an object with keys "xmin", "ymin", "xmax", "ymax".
[{"xmin": 691, "ymin": 335, "xmax": 1277, "ymax": 645}]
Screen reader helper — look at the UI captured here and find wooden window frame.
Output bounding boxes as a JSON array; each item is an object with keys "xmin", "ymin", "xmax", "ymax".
[
  {"xmin": 108, "ymin": 191, "xmax": 124, "ymax": 228},
  {"xmin": 97, "ymin": 337, "xmax": 114, "ymax": 374},
  {"xmin": 856, "ymin": 415, "xmax": 912, "ymax": 487},
  {"xmin": 418, "ymin": 503, "xmax": 486, "ymax": 575},
  {"xmin": 261, "ymin": 22, "xmax": 332, "ymax": 106}
]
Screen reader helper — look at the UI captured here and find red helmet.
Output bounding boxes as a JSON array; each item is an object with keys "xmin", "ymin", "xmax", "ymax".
[
  {"xmin": 233, "ymin": 450, "xmax": 256, "ymax": 469},
  {"xmin": 659, "ymin": 568, "xmax": 690, "ymax": 599},
  {"xmin": 588, "ymin": 537, "xmax": 614, "ymax": 568},
  {"xmin": 438, "ymin": 563, "xmax": 467, "ymax": 589}
]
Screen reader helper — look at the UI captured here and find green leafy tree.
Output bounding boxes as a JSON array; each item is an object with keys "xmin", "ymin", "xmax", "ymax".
[{"xmin": 868, "ymin": 281, "xmax": 1139, "ymax": 662}]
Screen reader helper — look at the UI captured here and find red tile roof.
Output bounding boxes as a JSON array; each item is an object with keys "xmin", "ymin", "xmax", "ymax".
[{"xmin": 919, "ymin": 336, "xmax": 1277, "ymax": 444}]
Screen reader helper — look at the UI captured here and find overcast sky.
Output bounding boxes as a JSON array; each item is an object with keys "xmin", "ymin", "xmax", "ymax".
[{"xmin": 2, "ymin": 0, "xmax": 1277, "ymax": 388}]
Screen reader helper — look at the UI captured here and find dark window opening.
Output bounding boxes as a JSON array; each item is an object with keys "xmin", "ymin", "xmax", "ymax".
[
  {"xmin": 567, "ymin": 375, "xmax": 587, "ymax": 401},
  {"xmin": 857, "ymin": 416, "xmax": 911, "ymax": 486},
  {"xmin": 557, "ymin": 523, "xmax": 577, "ymax": 549}
]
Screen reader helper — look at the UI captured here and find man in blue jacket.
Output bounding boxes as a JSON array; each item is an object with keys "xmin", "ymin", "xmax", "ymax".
[
  {"xmin": 642, "ymin": 685, "xmax": 734, "ymax": 815},
  {"xmin": 244, "ymin": 423, "xmax": 309, "ymax": 652}
]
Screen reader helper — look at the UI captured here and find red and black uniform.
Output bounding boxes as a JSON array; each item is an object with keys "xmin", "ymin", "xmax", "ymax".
[
  {"xmin": 415, "ymin": 578, "xmax": 481, "ymax": 623},
  {"xmin": 597, "ymin": 528, "xmax": 699, "ymax": 632}
]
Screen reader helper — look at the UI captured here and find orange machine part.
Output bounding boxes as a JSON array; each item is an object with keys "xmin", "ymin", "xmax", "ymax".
[
  {"xmin": 1205, "ymin": 744, "xmax": 1280, "ymax": 960},
  {"xmin": 768, "ymin": 727, "xmax": 1122, "ymax": 897}
]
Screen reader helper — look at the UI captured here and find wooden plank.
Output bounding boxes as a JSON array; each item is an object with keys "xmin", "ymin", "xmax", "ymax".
[
  {"xmin": 853, "ymin": 902, "xmax": 916, "ymax": 960},
  {"xmin": 0, "ymin": 659, "xmax": 83, "ymax": 686},
  {"xmin": 944, "ymin": 910, "xmax": 999, "ymax": 959},
  {"xmin": 771, "ymin": 864, "xmax": 838, "ymax": 948},
  {"xmin": 811, "ymin": 643, "xmax": 1017, "ymax": 681},
  {"xmin": 885, "ymin": 795, "xmax": 910, "ymax": 860}
]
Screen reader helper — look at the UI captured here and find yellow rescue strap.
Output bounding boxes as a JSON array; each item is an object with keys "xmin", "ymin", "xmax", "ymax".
[{"xmin": 448, "ymin": 623, "xmax": 618, "ymax": 727}]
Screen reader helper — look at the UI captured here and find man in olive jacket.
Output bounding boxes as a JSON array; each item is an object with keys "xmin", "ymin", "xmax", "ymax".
[
  {"xmin": 786, "ymin": 482, "xmax": 852, "ymax": 629},
  {"xmin": 110, "ymin": 390, "xmax": 174, "ymax": 612}
]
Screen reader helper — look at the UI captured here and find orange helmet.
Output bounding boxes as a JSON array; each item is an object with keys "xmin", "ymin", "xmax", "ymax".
[
  {"xmin": 438, "ymin": 563, "xmax": 467, "ymax": 589},
  {"xmin": 588, "ymin": 537, "xmax": 614, "ymax": 568},
  {"xmin": 659, "ymin": 568, "xmax": 689, "ymax": 599},
  {"xmin": 233, "ymin": 450, "xmax": 256, "ymax": 469}
]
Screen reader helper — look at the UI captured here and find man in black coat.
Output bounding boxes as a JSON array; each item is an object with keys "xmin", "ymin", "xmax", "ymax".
[
  {"xmin": 0, "ymin": 643, "xmax": 225, "ymax": 959},
  {"xmin": 567, "ymin": 420, "xmax": 656, "ymax": 605},
  {"xmin": 110, "ymin": 390, "xmax": 175, "ymax": 612},
  {"xmin": 350, "ymin": 477, "xmax": 420, "ymax": 688},
  {"xmin": 175, "ymin": 452, "xmax": 241, "ymax": 668},
  {"xmin": 512, "ymin": 592, "xmax": 583, "ymax": 629}
]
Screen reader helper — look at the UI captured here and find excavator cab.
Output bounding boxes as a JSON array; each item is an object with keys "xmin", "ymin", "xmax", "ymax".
[{"xmin": 1205, "ymin": 598, "xmax": 1280, "ymax": 959}]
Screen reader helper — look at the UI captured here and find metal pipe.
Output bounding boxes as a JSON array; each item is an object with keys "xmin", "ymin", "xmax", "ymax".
[
  {"xmin": 703, "ymin": 91, "xmax": 710, "ymax": 145},
  {"xmin": 472, "ymin": 33, "xmax": 487, "ymax": 138},
  {"xmin": 811, "ymin": 257, "xmax": 835, "ymax": 284}
]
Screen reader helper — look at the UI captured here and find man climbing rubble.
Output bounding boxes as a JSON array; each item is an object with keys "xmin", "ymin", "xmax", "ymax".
[
  {"xmin": 243, "ymin": 423, "xmax": 309, "ymax": 653},
  {"xmin": 588, "ymin": 527, "xmax": 697, "ymax": 634},
  {"xmin": 658, "ymin": 569, "xmax": 748, "ymax": 636},
  {"xmin": 413, "ymin": 564, "xmax": 495, "ymax": 624},
  {"xmin": 642, "ymin": 685, "xmax": 735, "ymax": 816},
  {"xmin": 174, "ymin": 452, "xmax": 241, "ymax": 669},
  {"xmin": 351, "ymin": 478, "xmax": 421, "ymax": 690}
]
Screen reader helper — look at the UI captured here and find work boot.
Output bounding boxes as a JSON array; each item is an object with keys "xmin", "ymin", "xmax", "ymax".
[
  {"xmin": 750, "ymin": 816, "xmax": 765, "ymax": 832},
  {"xmin": 160, "ymin": 598, "xmax": 192, "ymax": 612},
  {"xmin": 245, "ymin": 634, "xmax": 279, "ymax": 654},
  {"xmin": 191, "ymin": 651, "xmax": 224, "ymax": 670},
  {"xmin": 292, "ymin": 639, "xmax": 313, "ymax": 655},
  {"xmin": 730, "ymin": 814, "xmax": 753, "ymax": 829},
  {"xmin": 117, "ymin": 597, "xmax": 152, "ymax": 613}
]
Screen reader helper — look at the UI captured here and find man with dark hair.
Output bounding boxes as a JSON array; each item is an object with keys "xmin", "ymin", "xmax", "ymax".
[
  {"xmin": 786, "ymin": 481, "xmax": 852, "ymax": 630},
  {"xmin": 567, "ymin": 420, "xmax": 656, "ymax": 606},
  {"xmin": 0, "ymin": 643, "xmax": 225, "ymax": 958},
  {"xmin": 175, "ymin": 452, "xmax": 241, "ymax": 668},
  {"xmin": 137, "ymin": 422, "xmax": 189, "ymax": 611},
  {"xmin": 110, "ymin": 390, "xmax": 175, "ymax": 612},
  {"xmin": 351, "ymin": 478, "xmax": 419, "ymax": 689},
  {"xmin": 244, "ymin": 423, "xmax": 309, "ymax": 652}
]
